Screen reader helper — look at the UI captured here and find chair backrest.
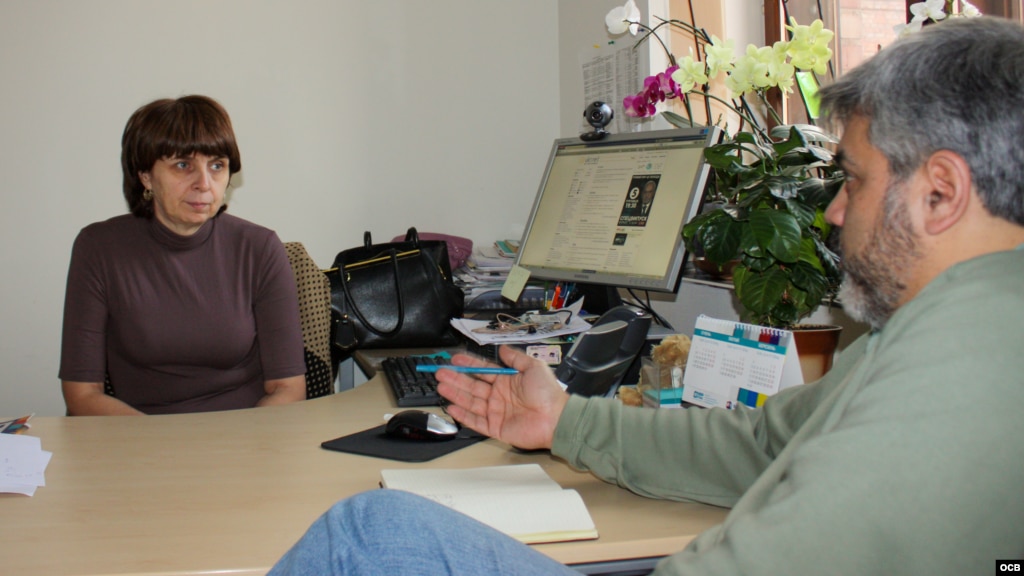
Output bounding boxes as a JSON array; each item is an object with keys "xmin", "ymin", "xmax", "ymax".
[{"xmin": 284, "ymin": 242, "xmax": 335, "ymax": 399}]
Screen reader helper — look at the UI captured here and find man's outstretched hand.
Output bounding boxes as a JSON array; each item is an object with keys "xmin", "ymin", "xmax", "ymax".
[{"xmin": 436, "ymin": 345, "xmax": 569, "ymax": 450}]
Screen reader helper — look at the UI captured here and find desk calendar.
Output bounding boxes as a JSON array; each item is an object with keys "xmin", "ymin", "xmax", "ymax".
[{"xmin": 682, "ymin": 315, "xmax": 803, "ymax": 409}]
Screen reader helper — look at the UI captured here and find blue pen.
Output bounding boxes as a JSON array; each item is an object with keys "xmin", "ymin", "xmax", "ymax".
[{"xmin": 415, "ymin": 365, "xmax": 519, "ymax": 375}]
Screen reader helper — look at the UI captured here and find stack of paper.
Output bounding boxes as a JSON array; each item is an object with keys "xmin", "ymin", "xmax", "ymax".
[
  {"xmin": 467, "ymin": 246, "xmax": 513, "ymax": 273},
  {"xmin": 1, "ymin": 416, "xmax": 51, "ymax": 496}
]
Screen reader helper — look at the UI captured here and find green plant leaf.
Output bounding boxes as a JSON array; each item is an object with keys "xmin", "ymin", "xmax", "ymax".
[
  {"xmin": 734, "ymin": 266, "xmax": 789, "ymax": 324},
  {"xmin": 709, "ymin": 133, "xmax": 772, "ymax": 163},
  {"xmin": 741, "ymin": 252, "xmax": 772, "ymax": 272},
  {"xmin": 749, "ymin": 210, "xmax": 801, "ymax": 262},
  {"xmin": 771, "ymin": 295, "xmax": 802, "ymax": 327},
  {"xmin": 771, "ymin": 126, "xmax": 806, "ymax": 157},
  {"xmin": 797, "ymin": 237, "xmax": 824, "ymax": 271},
  {"xmin": 790, "ymin": 261, "xmax": 831, "ymax": 308},
  {"xmin": 763, "ymin": 175, "xmax": 801, "ymax": 200},
  {"xmin": 798, "ymin": 175, "xmax": 844, "ymax": 209},
  {"xmin": 739, "ymin": 225, "xmax": 765, "ymax": 259},
  {"xmin": 703, "ymin": 146, "xmax": 745, "ymax": 174},
  {"xmin": 770, "ymin": 123, "xmax": 839, "ymax": 144},
  {"xmin": 733, "ymin": 131, "xmax": 760, "ymax": 145},
  {"xmin": 684, "ymin": 209, "xmax": 742, "ymax": 264},
  {"xmin": 784, "ymin": 197, "xmax": 817, "ymax": 228},
  {"xmin": 682, "ymin": 211, "xmax": 711, "ymax": 244},
  {"xmin": 699, "ymin": 220, "xmax": 742, "ymax": 264},
  {"xmin": 737, "ymin": 186, "xmax": 768, "ymax": 208},
  {"xmin": 811, "ymin": 208, "xmax": 832, "ymax": 238},
  {"xmin": 812, "ymin": 235, "xmax": 843, "ymax": 281},
  {"xmin": 823, "ymin": 174, "xmax": 845, "ymax": 200},
  {"xmin": 778, "ymin": 147, "xmax": 832, "ymax": 168},
  {"xmin": 662, "ymin": 110, "xmax": 696, "ymax": 129}
]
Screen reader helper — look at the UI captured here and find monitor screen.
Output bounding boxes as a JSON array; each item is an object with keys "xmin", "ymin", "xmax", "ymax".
[{"xmin": 514, "ymin": 127, "xmax": 721, "ymax": 293}]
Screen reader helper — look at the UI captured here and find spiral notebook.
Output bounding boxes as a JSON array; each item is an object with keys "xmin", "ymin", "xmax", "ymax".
[{"xmin": 681, "ymin": 315, "xmax": 803, "ymax": 409}]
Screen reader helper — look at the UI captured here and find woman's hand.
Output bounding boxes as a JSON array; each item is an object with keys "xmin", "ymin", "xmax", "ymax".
[{"xmin": 435, "ymin": 345, "xmax": 569, "ymax": 450}]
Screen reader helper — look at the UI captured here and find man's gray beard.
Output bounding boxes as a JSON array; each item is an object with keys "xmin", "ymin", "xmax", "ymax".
[
  {"xmin": 838, "ymin": 274, "xmax": 894, "ymax": 331},
  {"xmin": 836, "ymin": 186, "xmax": 919, "ymax": 331}
]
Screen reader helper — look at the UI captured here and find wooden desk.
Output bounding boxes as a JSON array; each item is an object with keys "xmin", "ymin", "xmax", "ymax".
[{"xmin": 0, "ymin": 378, "xmax": 727, "ymax": 575}]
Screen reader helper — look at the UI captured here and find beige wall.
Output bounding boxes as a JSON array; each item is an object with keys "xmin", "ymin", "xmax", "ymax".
[{"xmin": 0, "ymin": 0, "xmax": 560, "ymax": 416}]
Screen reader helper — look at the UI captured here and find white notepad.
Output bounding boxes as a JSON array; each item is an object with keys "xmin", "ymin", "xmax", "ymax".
[{"xmin": 379, "ymin": 463, "xmax": 598, "ymax": 544}]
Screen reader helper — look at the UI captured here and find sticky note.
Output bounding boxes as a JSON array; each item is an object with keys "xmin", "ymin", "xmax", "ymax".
[{"xmin": 501, "ymin": 265, "xmax": 532, "ymax": 303}]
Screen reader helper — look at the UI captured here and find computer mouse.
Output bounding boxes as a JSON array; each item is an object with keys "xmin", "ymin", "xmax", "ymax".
[{"xmin": 385, "ymin": 410, "xmax": 459, "ymax": 441}]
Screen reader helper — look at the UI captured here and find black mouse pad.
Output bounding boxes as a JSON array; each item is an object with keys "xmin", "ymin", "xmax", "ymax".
[{"xmin": 321, "ymin": 424, "xmax": 487, "ymax": 462}]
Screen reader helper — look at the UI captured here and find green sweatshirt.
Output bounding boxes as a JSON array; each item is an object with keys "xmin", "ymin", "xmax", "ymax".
[{"xmin": 552, "ymin": 248, "xmax": 1024, "ymax": 575}]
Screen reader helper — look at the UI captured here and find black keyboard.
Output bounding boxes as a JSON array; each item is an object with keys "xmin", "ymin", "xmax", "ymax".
[{"xmin": 380, "ymin": 355, "xmax": 448, "ymax": 407}]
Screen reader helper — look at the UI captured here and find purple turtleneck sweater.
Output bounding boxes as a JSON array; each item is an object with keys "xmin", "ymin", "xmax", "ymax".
[{"xmin": 59, "ymin": 213, "xmax": 305, "ymax": 414}]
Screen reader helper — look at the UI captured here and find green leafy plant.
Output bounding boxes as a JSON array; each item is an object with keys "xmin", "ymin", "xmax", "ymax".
[
  {"xmin": 682, "ymin": 124, "xmax": 843, "ymax": 328},
  {"xmin": 605, "ymin": 1, "xmax": 844, "ymax": 328}
]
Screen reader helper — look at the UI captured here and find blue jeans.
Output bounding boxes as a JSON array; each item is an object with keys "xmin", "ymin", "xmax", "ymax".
[{"xmin": 269, "ymin": 489, "xmax": 581, "ymax": 576}]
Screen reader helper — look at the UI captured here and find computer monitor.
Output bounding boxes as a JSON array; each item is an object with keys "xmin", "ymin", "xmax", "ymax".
[{"xmin": 514, "ymin": 126, "xmax": 721, "ymax": 293}]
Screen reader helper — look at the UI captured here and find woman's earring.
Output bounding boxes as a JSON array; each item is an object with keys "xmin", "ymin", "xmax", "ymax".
[{"xmin": 143, "ymin": 189, "xmax": 153, "ymax": 201}]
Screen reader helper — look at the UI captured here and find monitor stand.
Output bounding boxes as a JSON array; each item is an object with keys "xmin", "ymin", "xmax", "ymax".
[{"xmin": 567, "ymin": 283, "xmax": 623, "ymax": 316}]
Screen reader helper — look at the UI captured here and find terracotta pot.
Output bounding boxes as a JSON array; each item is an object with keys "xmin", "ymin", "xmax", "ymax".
[
  {"xmin": 692, "ymin": 257, "xmax": 739, "ymax": 279},
  {"xmin": 791, "ymin": 324, "xmax": 842, "ymax": 383}
]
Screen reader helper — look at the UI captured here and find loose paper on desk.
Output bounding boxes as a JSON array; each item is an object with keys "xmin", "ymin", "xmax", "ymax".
[
  {"xmin": 0, "ymin": 433, "xmax": 52, "ymax": 496},
  {"xmin": 380, "ymin": 463, "xmax": 597, "ymax": 544},
  {"xmin": 451, "ymin": 298, "xmax": 591, "ymax": 346}
]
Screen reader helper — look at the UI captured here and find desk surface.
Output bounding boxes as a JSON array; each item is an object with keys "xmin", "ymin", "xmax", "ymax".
[{"xmin": 1, "ymin": 378, "xmax": 727, "ymax": 576}]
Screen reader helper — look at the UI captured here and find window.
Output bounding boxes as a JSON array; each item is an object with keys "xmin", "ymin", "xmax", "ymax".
[{"xmin": 766, "ymin": 0, "xmax": 1023, "ymax": 123}]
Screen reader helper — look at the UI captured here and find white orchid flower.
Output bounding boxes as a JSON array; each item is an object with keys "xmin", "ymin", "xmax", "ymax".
[
  {"xmin": 605, "ymin": 0, "xmax": 641, "ymax": 36},
  {"xmin": 960, "ymin": 0, "xmax": 982, "ymax": 17},
  {"xmin": 726, "ymin": 48, "xmax": 767, "ymax": 96},
  {"xmin": 785, "ymin": 18, "xmax": 834, "ymax": 74},
  {"xmin": 910, "ymin": 0, "xmax": 947, "ymax": 22},
  {"xmin": 898, "ymin": 0, "xmax": 982, "ymax": 39},
  {"xmin": 766, "ymin": 42, "xmax": 796, "ymax": 93},
  {"xmin": 705, "ymin": 35, "xmax": 736, "ymax": 78},
  {"xmin": 670, "ymin": 55, "xmax": 709, "ymax": 94},
  {"xmin": 894, "ymin": 19, "xmax": 926, "ymax": 38},
  {"xmin": 787, "ymin": 19, "xmax": 834, "ymax": 46}
]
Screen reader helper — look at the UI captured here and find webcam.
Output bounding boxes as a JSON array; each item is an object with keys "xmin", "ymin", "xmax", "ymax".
[{"xmin": 580, "ymin": 101, "xmax": 613, "ymax": 141}]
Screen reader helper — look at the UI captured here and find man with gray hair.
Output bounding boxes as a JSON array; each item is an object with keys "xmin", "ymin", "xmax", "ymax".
[{"xmin": 270, "ymin": 17, "xmax": 1024, "ymax": 576}]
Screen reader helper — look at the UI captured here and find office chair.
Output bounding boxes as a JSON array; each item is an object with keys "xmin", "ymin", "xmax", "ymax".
[{"xmin": 284, "ymin": 242, "xmax": 335, "ymax": 399}]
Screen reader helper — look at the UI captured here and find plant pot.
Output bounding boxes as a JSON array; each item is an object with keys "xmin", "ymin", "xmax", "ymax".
[
  {"xmin": 692, "ymin": 256, "xmax": 739, "ymax": 280},
  {"xmin": 791, "ymin": 324, "xmax": 842, "ymax": 383}
]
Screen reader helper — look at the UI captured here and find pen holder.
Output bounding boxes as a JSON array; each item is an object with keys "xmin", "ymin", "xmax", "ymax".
[{"xmin": 638, "ymin": 357, "xmax": 686, "ymax": 408}]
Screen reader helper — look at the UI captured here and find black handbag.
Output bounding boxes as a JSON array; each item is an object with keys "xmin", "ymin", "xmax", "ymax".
[{"xmin": 327, "ymin": 228, "xmax": 465, "ymax": 351}]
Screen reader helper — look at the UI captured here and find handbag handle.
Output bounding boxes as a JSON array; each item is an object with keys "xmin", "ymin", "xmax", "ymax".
[
  {"xmin": 338, "ymin": 248, "xmax": 406, "ymax": 338},
  {"xmin": 335, "ymin": 227, "xmax": 425, "ymax": 338},
  {"xmin": 363, "ymin": 227, "xmax": 420, "ymax": 247}
]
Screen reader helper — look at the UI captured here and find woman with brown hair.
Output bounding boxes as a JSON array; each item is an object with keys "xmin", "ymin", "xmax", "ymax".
[{"xmin": 59, "ymin": 95, "xmax": 307, "ymax": 415}]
